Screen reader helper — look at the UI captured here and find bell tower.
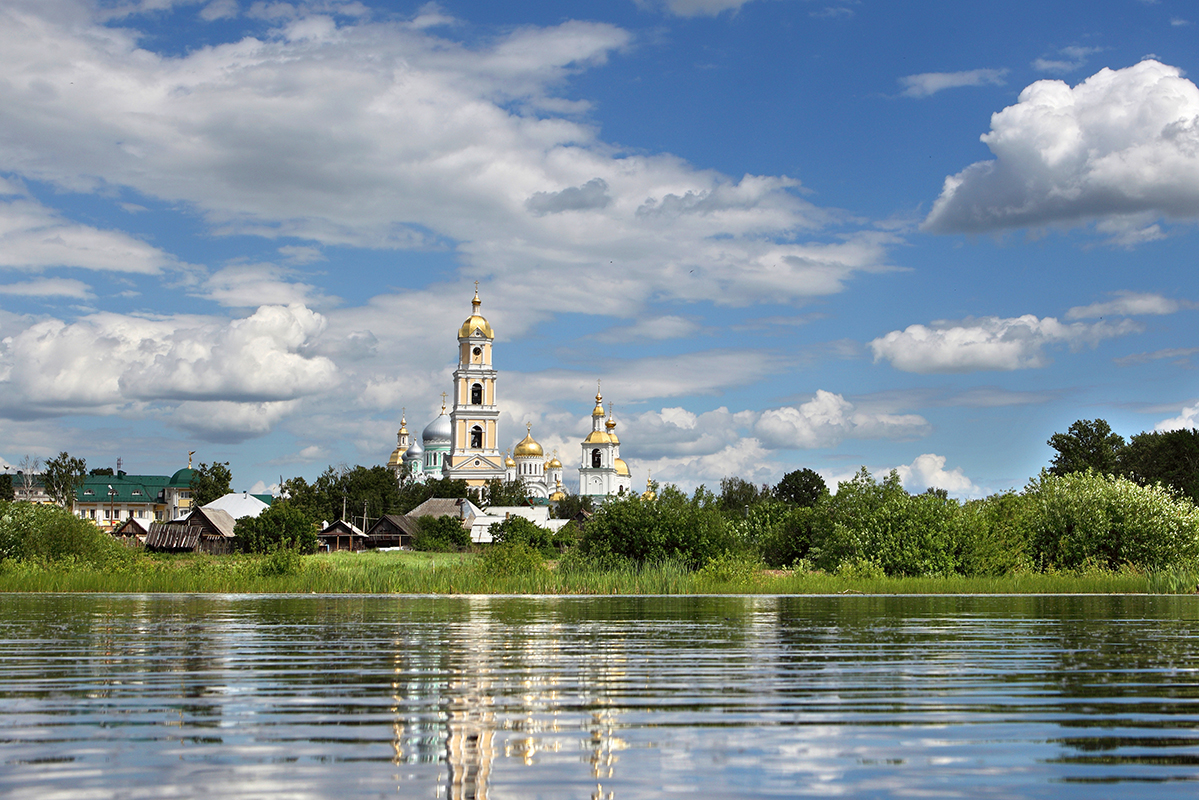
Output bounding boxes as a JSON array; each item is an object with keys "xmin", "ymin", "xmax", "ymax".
[{"xmin": 445, "ymin": 284, "xmax": 506, "ymax": 486}]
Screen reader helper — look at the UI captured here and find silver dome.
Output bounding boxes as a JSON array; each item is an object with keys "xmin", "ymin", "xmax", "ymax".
[
  {"xmin": 422, "ymin": 411, "xmax": 452, "ymax": 445},
  {"xmin": 404, "ymin": 438, "xmax": 425, "ymax": 459}
]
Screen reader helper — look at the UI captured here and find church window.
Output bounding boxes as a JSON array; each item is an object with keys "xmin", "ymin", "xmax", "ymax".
[
  {"xmin": 591, "ymin": 449, "xmax": 601, "ymax": 468},
  {"xmin": 471, "ymin": 426, "xmax": 483, "ymax": 448},
  {"xmin": 471, "ymin": 383, "xmax": 482, "ymax": 404}
]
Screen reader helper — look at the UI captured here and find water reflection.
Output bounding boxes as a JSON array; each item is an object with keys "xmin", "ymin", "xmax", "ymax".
[{"xmin": 2, "ymin": 594, "xmax": 1199, "ymax": 798}]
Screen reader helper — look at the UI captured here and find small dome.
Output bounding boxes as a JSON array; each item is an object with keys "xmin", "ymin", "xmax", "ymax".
[
  {"xmin": 548, "ymin": 456, "xmax": 562, "ymax": 469},
  {"xmin": 458, "ymin": 288, "xmax": 495, "ymax": 340},
  {"xmin": 549, "ymin": 485, "xmax": 567, "ymax": 502},
  {"xmin": 584, "ymin": 430, "xmax": 611, "ymax": 444},
  {"xmin": 423, "ymin": 410, "xmax": 452, "ymax": 445},
  {"xmin": 170, "ymin": 467, "xmax": 195, "ymax": 487},
  {"xmin": 387, "ymin": 447, "xmax": 403, "ymax": 468},
  {"xmin": 514, "ymin": 430, "xmax": 543, "ymax": 458},
  {"xmin": 614, "ymin": 458, "xmax": 630, "ymax": 477},
  {"xmin": 641, "ymin": 487, "xmax": 656, "ymax": 501},
  {"xmin": 592, "ymin": 389, "xmax": 605, "ymax": 418},
  {"xmin": 505, "ymin": 454, "xmax": 516, "ymax": 467},
  {"xmin": 405, "ymin": 439, "xmax": 424, "ymax": 459}
]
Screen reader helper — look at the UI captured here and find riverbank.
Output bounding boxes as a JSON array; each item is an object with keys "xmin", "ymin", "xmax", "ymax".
[{"xmin": 1, "ymin": 550, "xmax": 1194, "ymax": 594}]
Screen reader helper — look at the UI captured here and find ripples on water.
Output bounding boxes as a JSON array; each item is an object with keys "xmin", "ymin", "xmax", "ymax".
[{"xmin": 2, "ymin": 594, "xmax": 1199, "ymax": 799}]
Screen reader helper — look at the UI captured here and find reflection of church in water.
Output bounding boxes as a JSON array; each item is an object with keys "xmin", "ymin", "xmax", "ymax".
[{"xmin": 388, "ymin": 287, "xmax": 633, "ymax": 500}]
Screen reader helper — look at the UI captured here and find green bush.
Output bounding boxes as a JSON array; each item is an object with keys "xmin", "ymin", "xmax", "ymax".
[
  {"xmin": 0, "ymin": 501, "xmax": 132, "ymax": 569},
  {"xmin": 1023, "ymin": 470, "xmax": 1199, "ymax": 571},
  {"xmin": 234, "ymin": 502, "xmax": 318, "ymax": 554},
  {"xmin": 956, "ymin": 492, "xmax": 1034, "ymax": 576},
  {"xmin": 488, "ymin": 515, "xmax": 571, "ymax": 555},
  {"xmin": 478, "ymin": 541, "xmax": 546, "ymax": 577},
  {"xmin": 759, "ymin": 505, "xmax": 825, "ymax": 568},
  {"xmin": 578, "ymin": 485, "xmax": 736, "ymax": 569},
  {"xmin": 412, "ymin": 515, "xmax": 471, "ymax": 551}
]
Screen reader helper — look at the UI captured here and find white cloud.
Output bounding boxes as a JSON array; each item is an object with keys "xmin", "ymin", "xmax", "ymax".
[
  {"xmin": 200, "ymin": 0, "xmax": 238, "ymax": 20},
  {"xmin": 898, "ymin": 68, "xmax": 1008, "ymax": 98},
  {"xmin": 594, "ymin": 315, "xmax": 704, "ymax": 343},
  {"xmin": 0, "ymin": 304, "xmax": 337, "ymax": 438},
  {"xmin": 1066, "ymin": 291, "xmax": 1187, "ymax": 319},
  {"xmin": 923, "ymin": 60, "xmax": 1199, "ymax": 237},
  {"xmin": 0, "ymin": 278, "xmax": 92, "ymax": 298},
  {"xmin": 893, "ymin": 453, "xmax": 981, "ymax": 497},
  {"xmin": 641, "ymin": 0, "xmax": 756, "ymax": 17},
  {"xmin": 1155, "ymin": 404, "xmax": 1199, "ymax": 431},
  {"xmin": 0, "ymin": 4, "xmax": 890, "ymax": 319},
  {"xmin": 870, "ymin": 314, "xmax": 1140, "ymax": 373},
  {"xmin": 753, "ymin": 390, "xmax": 929, "ymax": 448},
  {"xmin": 198, "ymin": 263, "xmax": 337, "ymax": 308},
  {"xmin": 1032, "ymin": 45, "xmax": 1102, "ymax": 73},
  {"xmin": 0, "ymin": 198, "xmax": 174, "ymax": 274}
]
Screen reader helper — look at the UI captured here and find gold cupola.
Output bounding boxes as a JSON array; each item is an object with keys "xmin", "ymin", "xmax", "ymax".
[
  {"xmin": 458, "ymin": 284, "xmax": 495, "ymax": 339},
  {"xmin": 549, "ymin": 479, "xmax": 567, "ymax": 503},
  {"xmin": 504, "ymin": 449, "xmax": 516, "ymax": 468},
  {"xmin": 592, "ymin": 382, "xmax": 605, "ymax": 418},
  {"xmin": 513, "ymin": 422, "xmax": 544, "ymax": 458},
  {"xmin": 641, "ymin": 470, "xmax": 656, "ymax": 501}
]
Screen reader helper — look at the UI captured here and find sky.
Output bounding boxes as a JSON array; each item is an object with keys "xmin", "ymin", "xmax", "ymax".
[{"xmin": 0, "ymin": 0, "xmax": 1196, "ymax": 498}]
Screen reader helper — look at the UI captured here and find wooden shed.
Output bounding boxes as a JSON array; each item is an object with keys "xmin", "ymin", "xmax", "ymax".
[
  {"xmin": 318, "ymin": 520, "xmax": 368, "ymax": 552},
  {"xmin": 145, "ymin": 507, "xmax": 238, "ymax": 555},
  {"xmin": 364, "ymin": 514, "xmax": 420, "ymax": 549}
]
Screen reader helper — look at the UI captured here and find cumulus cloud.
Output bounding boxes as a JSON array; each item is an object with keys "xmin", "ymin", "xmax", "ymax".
[
  {"xmin": 1066, "ymin": 290, "xmax": 1188, "ymax": 319},
  {"xmin": 753, "ymin": 390, "xmax": 929, "ymax": 448},
  {"xmin": 870, "ymin": 314, "xmax": 1140, "ymax": 373},
  {"xmin": 894, "ymin": 453, "xmax": 981, "ymax": 497},
  {"xmin": 923, "ymin": 60, "xmax": 1199, "ymax": 238},
  {"xmin": 0, "ymin": 4, "xmax": 888, "ymax": 318},
  {"xmin": 0, "ymin": 304, "xmax": 337, "ymax": 437},
  {"xmin": 1156, "ymin": 404, "xmax": 1199, "ymax": 431},
  {"xmin": 898, "ymin": 68, "xmax": 1008, "ymax": 98}
]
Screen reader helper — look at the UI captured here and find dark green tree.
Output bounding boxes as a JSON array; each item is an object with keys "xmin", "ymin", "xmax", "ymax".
[
  {"xmin": 1119, "ymin": 428, "xmax": 1199, "ymax": 504},
  {"xmin": 190, "ymin": 461, "xmax": 232, "ymax": 507},
  {"xmin": 43, "ymin": 451, "xmax": 87, "ymax": 510},
  {"xmin": 89, "ymin": 467, "xmax": 114, "ymax": 476},
  {"xmin": 1047, "ymin": 419, "xmax": 1125, "ymax": 476},
  {"xmin": 284, "ymin": 464, "xmax": 408, "ymax": 525},
  {"xmin": 551, "ymin": 491, "xmax": 594, "ymax": 520},
  {"xmin": 483, "ymin": 478, "xmax": 531, "ymax": 507},
  {"xmin": 578, "ymin": 485, "xmax": 734, "ymax": 568},
  {"xmin": 0, "ymin": 474, "xmax": 13, "ymax": 502},
  {"xmin": 774, "ymin": 468, "xmax": 828, "ymax": 507},
  {"xmin": 718, "ymin": 476, "xmax": 768, "ymax": 516},
  {"xmin": 233, "ymin": 501, "xmax": 318, "ymax": 553},
  {"xmin": 412, "ymin": 515, "xmax": 471, "ymax": 551}
]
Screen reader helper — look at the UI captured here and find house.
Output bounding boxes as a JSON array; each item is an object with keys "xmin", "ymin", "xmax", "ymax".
[
  {"xmin": 74, "ymin": 467, "xmax": 197, "ymax": 530},
  {"xmin": 145, "ymin": 507, "xmax": 238, "ymax": 554},
  {"xmin": 468, "ymin": 505, "xmax": 572, "ymax": 544},
  {"xmin": 364, "ymin": 514, "xmax": 421, "ymax": 549},
  {"xmin": 318, "ymin": 520, "xmax": 368, "ymax": 552},
  {"xmin": 111, "ymin": 517, "xmax": 153, "ymax": 547}
]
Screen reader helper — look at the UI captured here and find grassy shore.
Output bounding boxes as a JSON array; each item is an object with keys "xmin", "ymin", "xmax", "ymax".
[{"xmin": 1, "ymin": 549, "xmax": 1195, "ymax": 594}]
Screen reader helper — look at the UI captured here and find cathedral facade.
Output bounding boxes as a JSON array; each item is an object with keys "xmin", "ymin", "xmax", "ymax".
[{"xmin": 387, "ymin": 289, "xmax": 633, "ymax": 501}]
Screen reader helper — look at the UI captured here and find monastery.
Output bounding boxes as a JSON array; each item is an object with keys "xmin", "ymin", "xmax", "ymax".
[{"xmin": 388, "ymin": 288, "xmax": 633, "ymax": 501}]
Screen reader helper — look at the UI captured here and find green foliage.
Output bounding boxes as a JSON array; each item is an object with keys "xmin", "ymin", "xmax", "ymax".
[
  {"xmin": 0, "ymin": 500, "xmax": 131, "ymax": 568},
  {"xmin": 477, "ymin": 541, "xmax": 546, "ymax": 577},
  {"xmin": 1022, "ymin": 470, "xmax": 1199, "ymax": 571},
  {"xmin": 718, "ymin": 476, "xmax": 769, "ymax": 516},
  {"xmin": 834, "ymin": 557, "xmax": 885, "ymax": 580},
  {"xmin": 956, "ymin": 492, "xmax": 1034, "ymax": 576},
  {"xmin": 774, "ymin": 468, "xmax": 828, "ymax": 508},
  {"xmin": 1048, "ymin": 418, "xmax": 1125, "ymax": 476},
  {"xmin": 413, "ymin": 515, "xmax": 471, "ymax": 551},
  {"xmin": 488, "ymin": 515, "xmax": 558, "ymax": 555},
  {"xmin": 696, "ymin": 550, "xmax": 761, "ymax": 586},
  {"xmin": 43, "ymin": 451, "xmax": 87, "ymax": 509},
  {"xmin": 0, "ymin": 475, "xmax": 12, "ymax": 503},
  {"xmin": 809, "ymin": 468, "xmax": 961, "ymax": 577},
  {"xmin": 89, "ymin": 467, "xmax": 114, "ymax": 476},
  {"xmin": 284, "ymin": 464, "xmax": 408, "ymax": 525},
  {"xmin": 233, "ymin": 502, "xmax": 318, "ymax": 554},
  {"xmin": 552, "ymin": 491, "xmax": 594, "ymax": 520},
  {"xmin": 484, "ymin": 478, "xmax": 531, "ymax": 507},
  {"xmin": 190, "ymin": 461, "xmax": 232, "ymax": 507},
  {"xmin": 394, "ymin": 473, "xmax": 470, "ymax": 515},
  {"xmin": 1119, "ymin": 428, "xmax": 1199, "ymax": 504},
  {"xmin": 759, "ymin": 505, "xmax": 824, "ymax": 568},
  {"xmin": 257, "ymin": 547, "xmax": 303, "ymax": 577},
  {"xmin": 578, "ymin": 484, "xmax": 735, "ymax": 569}
]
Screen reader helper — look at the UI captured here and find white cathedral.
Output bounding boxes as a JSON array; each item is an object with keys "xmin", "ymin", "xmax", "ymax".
[{"xmin": 387, "ymin": 288, "xmax": 634, "ymax": 501}]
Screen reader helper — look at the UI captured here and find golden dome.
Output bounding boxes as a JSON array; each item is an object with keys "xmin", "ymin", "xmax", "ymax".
[
  {"xmin": 387, "ymin": 447, "xmax": 403, "ymax": 468},
  {"xmin": 504, "ymin": 450, "xmax": 516, "ymax": 468},
  {"xmin": 513, "ymin": 422, "xmax": 543, "ymax": 457},
  {"xmin": 592, "ymin": 385, "xmax": 605, "ymax": 417},
  {"xmin": 549, "ymin": 480, "xmax": 567, "ymax": 502},
  {"xmin": 584, "ymin": 430, "xmax": 611, "ymax": 444},
  {"xmin": 641, "ymin": 470, "xmax": 656, "ymax": 501},
  {"xmin": 614, "ymin": 457, "xmax": 630, "ymax": 477},
  {"xmin": 548, "ymin": 456, "xmax": 562, "ymax": 469},
  {"xmin": 458, "ymin": 287, "xmax": 495, "ymax": 340}
]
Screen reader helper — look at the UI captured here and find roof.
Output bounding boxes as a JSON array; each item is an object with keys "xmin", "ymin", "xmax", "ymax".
[
  {"xmin": 320, "ymin": 519, "xmax": 366, "ymax": 536},
  {"xmin": 367, "ymin": 514, "xmax": 421, "ymax": 538},
  {"xmin": 203, "ymin": 492, "xmax": 270, "ymax": 520},
  {"xmin": 169, "ymin": 467, "xmax": 195, "ymax": 487},
  {"xmin": 76, "ymin": 474, "xmax": 168, "ymax": 504},
  {"xmin": 408, "ymin": 497, "xmax": 471, "ymax": 519},
  {"xmin": 145, "ymin": 507, "xmax": 236, "ymax": 550},
  {"xmin": 252, "ymin": 494, "xmax": 274, "ymax": 506}
]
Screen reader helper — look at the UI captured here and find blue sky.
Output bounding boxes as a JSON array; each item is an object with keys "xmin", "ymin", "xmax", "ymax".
[{"xmin": 0, "ymin": 0, "xmax": 1196, "ymax": 497}]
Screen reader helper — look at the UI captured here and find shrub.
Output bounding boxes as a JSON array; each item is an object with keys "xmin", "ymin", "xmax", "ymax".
[
  {"xmin": 0, "ymin": 501, "xmax": 132, "ymax": 569},
  {"xmin": 234, "ymin": 502, "xmax": 318, "ymax": 554},
  {"xmin": 1023, "ymin": 470, "xmax": 1199, "ymax": 571},
  {"xmin": 489, "ymin": 515, "xmax": 569, "ymax": 555},
  {"xmin": 413, "ymin": 515, "xmax": 471, "ymax": 551},
  {"xmin": 956, "ymin": 492, "xmax": 1034, "ymax": 576},
  {"xmin": 478, "ymin": 541, "xmax": 546, "ymax": 577},
  {"xmin": 578, "ymin": 486, "xmax": 736, "ymax": 569},
  {"xmin": 759, "ymin": 505, "xmax": 825, "ymax": 568}
]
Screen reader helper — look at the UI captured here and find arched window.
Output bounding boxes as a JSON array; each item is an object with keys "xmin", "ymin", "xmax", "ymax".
[
  {"xmin": 471, "ymin": 426, "xmax": 483, "ymax": 449},
  {"xmin": 471, "ymin": 383, "xmax": 482, "ymax": 405},
  {"xmin": 591, "ymin": 449, "xmax": 601, "ymax": 468}
]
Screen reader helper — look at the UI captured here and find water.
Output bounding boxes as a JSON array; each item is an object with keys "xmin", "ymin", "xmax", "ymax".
[{"xmin": 2, "ymin": 594, "xmax": 1199, "ymax": 799}]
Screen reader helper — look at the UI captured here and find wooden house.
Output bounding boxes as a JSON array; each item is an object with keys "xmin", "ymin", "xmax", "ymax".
[
  {"xmin": 145, "ymin": 507, "xmax": 238, "ymax": 554},
  {"xmin": 318, "ymin": 520, "xmax": 368, "ymax": 552}
]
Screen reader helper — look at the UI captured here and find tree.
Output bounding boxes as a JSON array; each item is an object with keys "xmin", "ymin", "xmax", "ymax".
[
  {"xmin": 774, "ymin": 468, "xmax": 828, "ymax": 508},
  {"xmin": 1047, "ymin": 419, "xmax": 1125, "ymax": 476},
  {"xmin": 483, "ymin": 478, "xmax": 530, "ymax": 507},
  {"xmin": 89, "ymin": 467, "xmax": 114, "ymax": 476},
  {"xmin": 552, "ymin": 491, "xmax": 594, "ymax": 520},
  {"xmin": 412, "ymin": 515, "xmax": 471, "ymax": 551},
  {"xmin": 16, "ymin": 455, "xmax": 41, "ymax": 501},
  {"xmin": 1119, "ymin": 428, "xmax": 1199, "ymax": 505},
  {"xmin": 0, "ymin": 474, "xmax": 13, "ymax": 502},
  {"xmin": 43, "ymin": 451, "xmax": 87, "ymax": 510},
  {"xmin": 578, "ymin": 485, "xmax": 735, "ymax": 568},
  {"xmin": 718, "ymin": 476, "xmax": 768, "ymax": 516},
  {"xmin": 233, "ymin": 501, "xmax": 318, "ymax": 553},
  {"xmin": 284, "ymin": 464, "xmax": 408, "ymax": 526},
  {"xmin": 191, "ymin": 461, "xmax": 232, "ymax": 507}
]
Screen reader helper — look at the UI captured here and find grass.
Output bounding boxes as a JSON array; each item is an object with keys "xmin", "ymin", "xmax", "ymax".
[{"xmin": 0, "ymin": 549, "xmax": 1194, "ymax": 594}]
